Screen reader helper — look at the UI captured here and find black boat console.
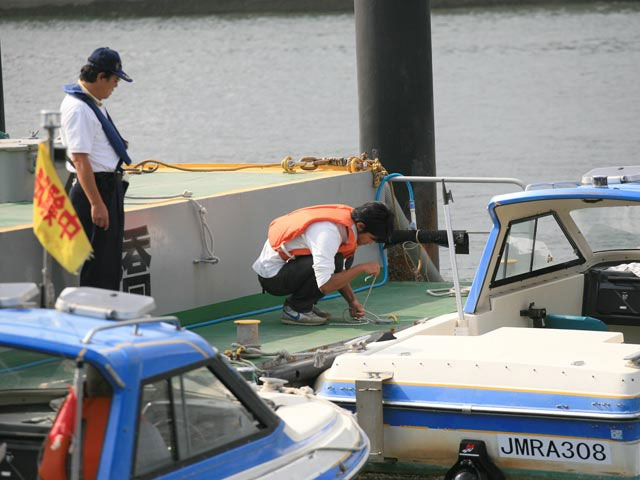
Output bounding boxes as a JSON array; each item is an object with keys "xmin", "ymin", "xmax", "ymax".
[{"xmin": 583, "ymin": 263, "xmax": 640, "ymax": 327}]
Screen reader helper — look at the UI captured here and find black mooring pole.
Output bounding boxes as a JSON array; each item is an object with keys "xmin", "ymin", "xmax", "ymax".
[
  {"xmin": 355, "ymin": 0, "xmax": 438, "ymax": 269},
  {"xmin": 0, "ymin": 41, "xmax": 5, "ymax": 135}
]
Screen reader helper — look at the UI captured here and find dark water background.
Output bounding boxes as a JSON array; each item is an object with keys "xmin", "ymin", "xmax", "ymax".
[{"xmin": 2, "ymin": 2, "xmax": 639, "ymax": 278}]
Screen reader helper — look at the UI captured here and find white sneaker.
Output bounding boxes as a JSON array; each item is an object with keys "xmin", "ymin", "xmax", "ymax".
[
  {"xmin": 312, "ymin": 305, "xmax": 332, "ymax": 319},
  {"xmin": 281, "ymin": 305, "xmax": 327, "ymax": 326}
]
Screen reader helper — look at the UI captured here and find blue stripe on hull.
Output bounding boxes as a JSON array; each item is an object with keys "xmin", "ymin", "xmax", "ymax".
[
  {"xmin": 338, "ymin": 403, "xmax": 640, "ymax": 441},
  {"xmin": 381, "ymin": 406, "xmax": 640, "ymax": 442},
  {"xmin": 320, "ymin": 381, "xmax": 640, "ymax": 418},
  {"xmin": 320, "ymin": 383, "xmax": 640, "ymax": 442}
]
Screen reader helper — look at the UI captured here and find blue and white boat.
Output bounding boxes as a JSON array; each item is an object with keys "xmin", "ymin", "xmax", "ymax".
[
  {"xmin": 0, "ymin": 284, "xmax": 369, "ymax": 480},
  {"xmin": 315, "ymin": 167, "xmax": 640, "ymax": 479}
]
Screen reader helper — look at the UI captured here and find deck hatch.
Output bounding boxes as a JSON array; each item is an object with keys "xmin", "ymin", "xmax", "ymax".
[{"xmin": 55, "ymin": 287, "xmax": 155, "ymax": 320}]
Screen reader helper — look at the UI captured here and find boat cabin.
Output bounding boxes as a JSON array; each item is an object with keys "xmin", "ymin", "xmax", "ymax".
[
  {"xmin": 464, "ymin": 166, "xmax": 640, "ymax": 342},
  {"xmin": 0, "ymin": 286, "xmax": 368, "ymax": 480}
]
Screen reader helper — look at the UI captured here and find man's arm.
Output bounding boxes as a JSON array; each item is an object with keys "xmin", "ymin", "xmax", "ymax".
[
  {"xmin": 318, "ymin": 261, "xmax": 380, "ymax": 294},
  {"xmin": 71, "ymin": 153, "xmax": 109, "ymax": 230},
  {"xmin": 320, "ymin": 261, "xmax": 380, "ymax": 318},
  {"xmin": 338, "ymin": 283, "xmax": 365, "ymax": 318}
]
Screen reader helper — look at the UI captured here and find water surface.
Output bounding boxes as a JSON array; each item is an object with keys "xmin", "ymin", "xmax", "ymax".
[{"xmin": 2, "ymin": 3, "xmax": 639, "ymax": 278}]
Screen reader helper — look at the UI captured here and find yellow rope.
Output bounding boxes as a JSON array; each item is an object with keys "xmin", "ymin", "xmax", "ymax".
[
  {"xmin": 125, "ymin": 154, "xmax": 391, "ymax": 190},
  {"xmin": 124, "ymin": 159, "xmax": 282, "ymax": 174}
]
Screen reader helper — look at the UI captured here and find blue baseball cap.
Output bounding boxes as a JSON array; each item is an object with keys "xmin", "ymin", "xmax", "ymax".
[{"xmin": 87, "ymin": 47, "xmax": 132, "ymax": 82}]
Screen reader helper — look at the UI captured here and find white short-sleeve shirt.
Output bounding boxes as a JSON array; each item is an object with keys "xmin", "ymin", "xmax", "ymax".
[
  {"xmin": 60, "ymin": 94, "xmax": 120, "ymax": 173},
  {"xmin": 252, "ymin": 221, "xmax": 356, "ymax": 288}
]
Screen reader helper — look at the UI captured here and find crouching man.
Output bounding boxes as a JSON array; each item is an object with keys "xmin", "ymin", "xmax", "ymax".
[{"xmin": 252, "ymin": 202, "xmax": 394, "ymax": 326}]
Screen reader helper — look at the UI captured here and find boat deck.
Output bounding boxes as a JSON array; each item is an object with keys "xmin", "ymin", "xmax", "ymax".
[
  {"xmin": 0, "ymin": 166, "xmax": 352, "ymax": 229},
  {"xmin": 0, "ymin": 158, "xmax": 462, "ymax": 363},
  {"xmin": 186, "ymin": 280, "xmax": 461, "ymax": 358}
]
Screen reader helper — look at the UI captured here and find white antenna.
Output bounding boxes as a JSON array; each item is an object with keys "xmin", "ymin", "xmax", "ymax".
[{"xmin": 441, "ymin": 180, "xmax": 468, "ymax": 335}]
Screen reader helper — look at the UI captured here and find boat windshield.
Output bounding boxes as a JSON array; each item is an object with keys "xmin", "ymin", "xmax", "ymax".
[
  {"xmin": 0, "ymin": 346, "xmax": 74, "ymax": 391},
  {"xmin": 493, "ymin": 212, "xmax": 583, "ymax": 285},
  {"xmin": 571, "ymin": 205, "xmax": 640, "ymax": 252}
]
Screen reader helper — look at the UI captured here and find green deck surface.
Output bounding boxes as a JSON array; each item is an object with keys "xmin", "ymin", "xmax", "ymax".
[
  {"xmin": 0, "ymin": 169, "xmax": 344, "ymax": 229},
  {"xmin": 125, "ymin": 170, "xmax": 337, "ymax": 205},
  {"xmin": 0, "ymin": 202, "xmax": 33, "ymax": 228},
  {"xmin": 184, "ymin": 280, "xmax": 462, "ymax": 357}
]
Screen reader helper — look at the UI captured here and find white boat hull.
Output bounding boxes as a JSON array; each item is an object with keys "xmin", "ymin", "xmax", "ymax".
[
  {"xmin": 322, "ymin": 401, "xmax": 640, "ymax": 478},
  {"xmin": 316, "ymin": 325, "xmax": 640, "ymax": 479}
]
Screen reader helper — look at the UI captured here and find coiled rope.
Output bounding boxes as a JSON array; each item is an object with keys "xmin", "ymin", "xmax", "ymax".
[
  {"xmin": 386, "ymin": 181, "xmax": 430, "ymax": 282},
  {"xmin": 188, "ymin": 199, "xmax": 220, "ymax": 265},
  {"xmin": 330, "ymin": 274, "xmax": 398, "ymax": 326}
]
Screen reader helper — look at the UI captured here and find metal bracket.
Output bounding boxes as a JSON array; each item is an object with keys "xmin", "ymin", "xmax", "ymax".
[
  {"xmin": 624, "ymin": 351, "xmax": 640, "ymax": 367},
  {"xmin": 355, "ymin": 371, "xmax": 393, "ymax": 463}
]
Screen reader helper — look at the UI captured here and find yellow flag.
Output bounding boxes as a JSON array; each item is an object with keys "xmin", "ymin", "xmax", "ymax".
[{"xmin": 32, "ymin": 142, "xmax": 92, "ymax": 274}]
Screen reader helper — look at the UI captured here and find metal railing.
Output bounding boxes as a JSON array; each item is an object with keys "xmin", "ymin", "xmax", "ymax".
[{"xmin": 82, "ymin": 316, "xmax": 181, "ymax": 344}]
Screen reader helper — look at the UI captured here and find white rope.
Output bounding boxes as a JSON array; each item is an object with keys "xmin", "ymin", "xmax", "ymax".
[
  {"xmin": 400, "ymin": 240, "xmax": 425, "ymax": 281},
  {"xmin": 230, "ymin": 343, "xmax": 293, "ymax": 362},
  {"xmin": 125, "ymin": 189, "xmax": 193, "ymax": 200},
  {"xmin": 426, "ymin": 286, "xmax": 471, "ymax": 297},
  {"xmin": 125, "ymin": 189, "xmax": 194, "ymax": 205},
  {"xmin": 189, "ymin": 199, "xmax": 220, "ymax": 265},
  {"xmin": 124, "ymin": 192, "xmax": 219, "ymax": 264},
  {"xmin": 228, "ymin": 342, "xmax": 358, "ymax": 369},
  {"xmin": 331, "ymin": 274, "xmax": 396, "ymax": 326},
  {"xmin": 226, "ymin": 356, "xmax": 266, "ymax": 375}
]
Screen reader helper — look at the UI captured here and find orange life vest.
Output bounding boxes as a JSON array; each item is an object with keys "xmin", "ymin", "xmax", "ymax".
[
  {"xmin": 39, "ymin": 388, "xmax": 111, "ymax": 480},
  {"xmin": 268, "ymin": 204, "xmax": 357, "ymax": 261}
]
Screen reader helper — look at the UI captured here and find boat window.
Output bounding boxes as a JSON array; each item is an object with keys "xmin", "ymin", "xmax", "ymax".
[
  {"xmin": 0, "ymin": 346, "xmax": 74, "ymax": 390},
  {"xmin": 492, "ymin": 213, "xmax": 582, "ymax": 285},
  {"xmin": 171, "ymin": 366, "xmax": 262, "ymax": 458},
  {"xmin": 134, "ymin": 379, "xmax": 176, "ymax": 476},
  {"xmin": 570, "ymin": 205, "xmax": 640, "ymax": 252},
  {"xmin": 134, "ymin": 364, "xmax": 264, "ymax": 478},
  {"xmin": 0, "ymin": 347, "xmax": 77, "ymax": 480}
]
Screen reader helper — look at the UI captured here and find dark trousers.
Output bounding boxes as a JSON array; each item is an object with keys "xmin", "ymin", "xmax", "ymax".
[
  {"xmin": 258, "ymin": 253, "xmax": 353, "ymax": 312},
  {"xmin": 69, "ymin": 172, "xmax": 125, "ymax": 291}
]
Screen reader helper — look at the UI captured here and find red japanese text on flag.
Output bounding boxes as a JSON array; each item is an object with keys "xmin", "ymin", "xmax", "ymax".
[{"xmin": 32, "ymin": 142, "xmax": 92, "ymax": 274}]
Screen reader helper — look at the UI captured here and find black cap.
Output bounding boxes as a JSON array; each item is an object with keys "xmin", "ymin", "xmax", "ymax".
[{"xmin": 87, "ymin": 47, "xmax": 132, "ymax": 82}]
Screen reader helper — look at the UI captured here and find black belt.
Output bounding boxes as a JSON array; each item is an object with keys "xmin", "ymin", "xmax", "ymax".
[
  {"xmin": 94, "ymin": 171, "xmax": 122, "ymax": 181},
  {"xmin": 64, "ymin": 167, "xmax": 123, "ymax": 194}
]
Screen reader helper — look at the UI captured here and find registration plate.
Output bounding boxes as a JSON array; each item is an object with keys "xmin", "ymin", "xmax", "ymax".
[{"xmin": 497, "ymin": 434, "xmax": 611, "ymax": 464}]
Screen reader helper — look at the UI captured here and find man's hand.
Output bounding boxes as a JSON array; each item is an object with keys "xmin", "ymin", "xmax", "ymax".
[
  {"xmin": 71, "ymin": 153, "xmax": 109, "ymax": 230},
  {"xmin": 91, "ymin": 201, "xmax": 109, "ymax": 230},
  {"xmin": 348, "ymin": 299, "xmax": 366, "ymax": 319},
  {"xmin": 360, "ymin": 261, "xmax": 381, "ymax": 277}
]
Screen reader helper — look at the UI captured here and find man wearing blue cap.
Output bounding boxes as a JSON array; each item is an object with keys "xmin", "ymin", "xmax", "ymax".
[{"xmin": 60, "ymin": 47, "xmax": 133, "ymax": 290}]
